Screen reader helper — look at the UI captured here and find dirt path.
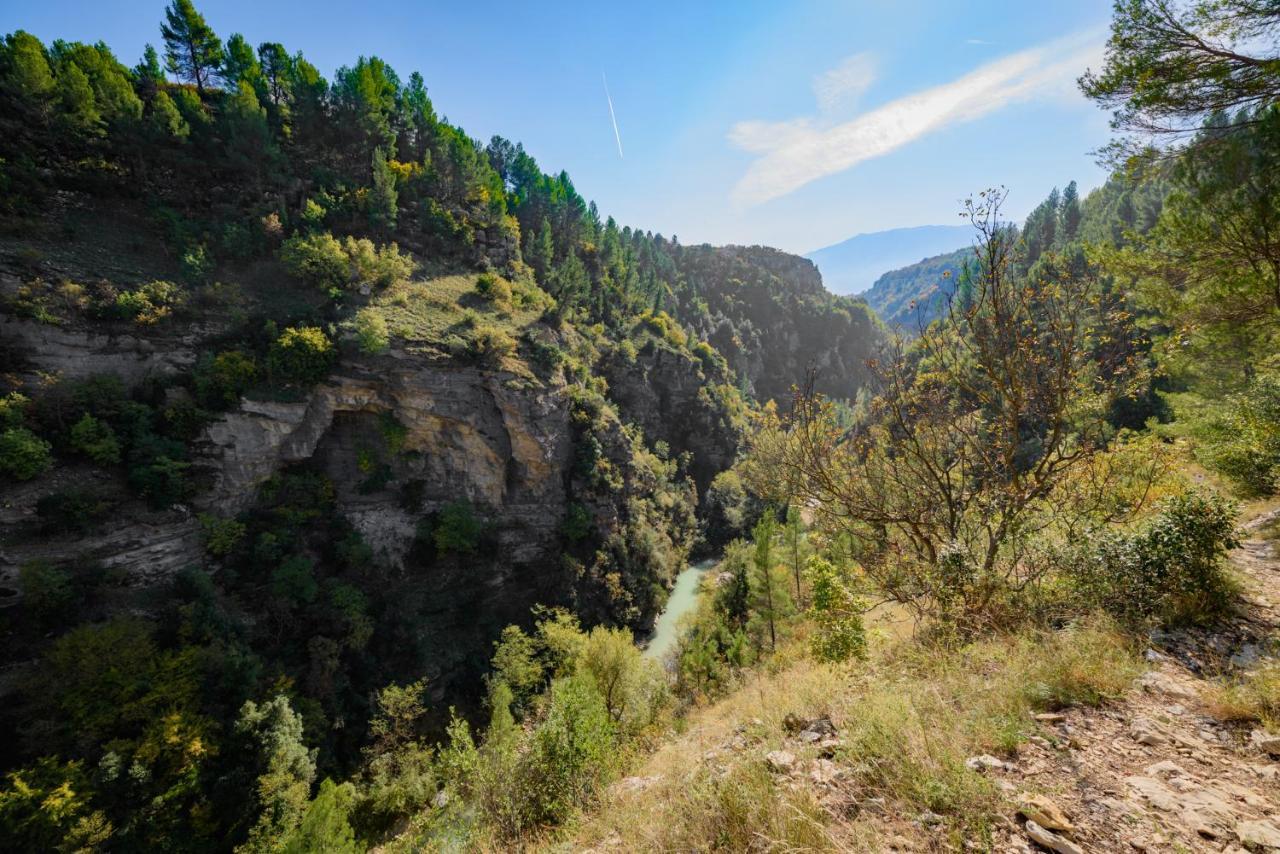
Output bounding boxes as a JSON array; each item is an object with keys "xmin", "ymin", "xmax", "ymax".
[{"xmin": 979, "ymin": 510, "xmax": 1280, "ymax": 853}]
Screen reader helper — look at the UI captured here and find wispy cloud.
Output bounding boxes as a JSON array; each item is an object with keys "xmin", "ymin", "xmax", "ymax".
[
  {"xmin": 728, "ymin": 30, "xmax": 1103, "ymax": 206},
  {"xmin": 965, "ymin": 38, "xmax": 996, "ymax": 45},
  {"xmin": 812, "ymin": 52, "xmax": 877, "ymax": 113},
  {"xmin": 603, "ymin": 72, "xmax": 624, "ymax": 159}
]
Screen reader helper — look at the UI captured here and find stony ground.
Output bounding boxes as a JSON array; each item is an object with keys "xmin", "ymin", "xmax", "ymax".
[{"xmin": 911, "ymin": 510, "xmax": 1280, "ymax": 853}]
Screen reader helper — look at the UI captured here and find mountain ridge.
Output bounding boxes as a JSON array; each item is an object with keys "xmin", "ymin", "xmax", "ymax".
[{"xmin": 805, "ymin": 224, "xmax": 971, "ymax": 295}]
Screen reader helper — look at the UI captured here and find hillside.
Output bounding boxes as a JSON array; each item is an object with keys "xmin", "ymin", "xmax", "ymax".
[
  {"xmin": 805, "ymin": 224, "xmax": 970, "ymax": 295},
  {"xmin": 0, "ymin": 8, "xmax": 886, "ymax": 850},
  {"xmin": 861, "ymin": 245, "xmax": 972, "ymax": 330}
]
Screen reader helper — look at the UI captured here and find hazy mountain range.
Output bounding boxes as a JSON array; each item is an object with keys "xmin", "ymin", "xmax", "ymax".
[{"xmin": 805, "ymin": 224, "xmax": 971, "ymax": 295}]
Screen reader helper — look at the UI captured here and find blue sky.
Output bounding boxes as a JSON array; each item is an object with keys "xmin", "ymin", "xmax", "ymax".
[{"xmin": 7, "ymin": 0, "xmax": 1116, "ymax": 253}]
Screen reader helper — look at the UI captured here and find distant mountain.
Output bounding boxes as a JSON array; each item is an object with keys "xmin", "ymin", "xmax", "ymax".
[
  {"xmin": 862, "ymin": 247, "xmax": 972, "ymax": 331},
  {"xmin": 806, "ymin": 225, "xmax": 971, "ymax": 295}
]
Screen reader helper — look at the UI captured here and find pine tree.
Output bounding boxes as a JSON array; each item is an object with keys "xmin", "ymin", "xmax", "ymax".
[
  {"xmin": 748, "ymin": 514, "xmax": 791, "ymax": 652},
  {"xmin": 784, "ymin": 504, "xmax": 808, "ymax": 607},
  {"xmin": 222, "ymin": 33, "xmax": 261, "ymax": 91},
  {"xmin": 1060, "ymin": 180, "xmax": 1081, "ymax": 242},
  {"xmin": 160, "ymin": 0, "xmax": 223, "ymax": 94},
  {"xmin": 370, "ymin": 146, "xmax": 398, "ymax": 232}
]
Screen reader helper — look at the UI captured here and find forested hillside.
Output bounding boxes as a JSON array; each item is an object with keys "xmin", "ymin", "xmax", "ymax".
[
  {"xmin": 0, "ymin": 3, "xmax": 885, "ymax": 850},
  {"xmin": 5, "ymin": 0, "xmax": 1280, "ymax": 851}
]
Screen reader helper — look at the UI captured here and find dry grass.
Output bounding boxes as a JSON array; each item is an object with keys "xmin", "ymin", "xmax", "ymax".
[
  {"xmin": 543, "ymin": 617, "xmax": 1143, "ymax": 852},
  {"xmin": 1207, "ymin": 662, "xmax": 1280, "ymax": 730}
]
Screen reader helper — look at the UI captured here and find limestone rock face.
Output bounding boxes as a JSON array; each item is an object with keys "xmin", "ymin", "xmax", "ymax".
[
  {"xmin": 0, "ymin": 315, "xmax": 201, "ymax": 385},
  {"xmin": 191, "ymin": 350, "xmax": 576, "ymax": 579}
]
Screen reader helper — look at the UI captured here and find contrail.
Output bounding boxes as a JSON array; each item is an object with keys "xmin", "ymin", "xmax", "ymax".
[{"xmin": 603, "ymin": 71, "xmax": 624, "ymax": 159}]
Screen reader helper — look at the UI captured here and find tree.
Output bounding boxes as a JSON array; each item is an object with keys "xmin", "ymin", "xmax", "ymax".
[
  {"xmin": 805, "ymin": 556, "xmax": 866, "ymax": 663},
  {"xmin": 283, "ymin": 779, "xmax": 359, "ymax": 854},
  {"xmin": 784, "ymin": 504, "xmax": 808, "ymax": 607},
  {"xmin": 222, "ymin": 33, "xmax": 260, "ymax": 90},
  {"xmin": 1118, "ymin": 108, "xmax": 1280, "ymax": 378},
  {"xmin": 1061, "ymin": 179, "xmax": 1082, "ymax": 242},
  {"xmin": 370, "ymin": 146, "xmax": 398, "ymax": 232},
  {"xmin": 236, "ymin": 696, "xmax": 316, "ymax": 853},
  {"xmin": 1080, "ymin": 0, "xmax": 1280, "ymax": 144},
  {"xmin": 763, "ymin": 189, "xmax": 1145, "ymax": 625},
  {"xmin": 747, "ymin": 514, "xmax": 791, "ymax": 651},
  {"xmin": 160, "ymin": 0, "xmax": 223, "ymax": 94}
]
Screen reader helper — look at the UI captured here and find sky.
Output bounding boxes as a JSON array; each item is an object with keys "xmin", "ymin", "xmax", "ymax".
[{"xmin": 5, "ymin": 0, "xmax": 1118, "ymax": 254}]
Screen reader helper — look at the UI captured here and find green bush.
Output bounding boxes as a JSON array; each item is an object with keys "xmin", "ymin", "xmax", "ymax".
[
  {"xmin": 280, "ymin": 232, "xmax": 348, "ymax": 290},
  {"xmin": 805, "ymin": 556, "xmax": 866, "ymax": 663},
  {"xmin": 466, "ymin": 324, "xmax": 516, "ymax": 366},
  {"xmin": 0, "ymin": 426, "xmax": 52, "ymax": 480},
  {"xmin": 475, "ymin": 273, "xmax": 513, "ymax": 309},
  {"xmin": 194, "ymin": 350, "xmax": 258, "ymax": 409},
  {"xmin": 198, "ymin": 513, "xmax": 246, "ymax": 557},
  {"xmin": 352, "ymin": 308, "xmax": 389, "ymax": 355},
  {"xmin": 1066, "ymin": 489, "xmax": 1239, "ymax": 623},
  {"xmin": 521, "ymin": 674, "xmax": 616, "ymax": 826},
  {"xmin": 1198, "ymin": 374, "xmax": 1280, "ymax": 496},
  {"xmin": 434, "ymin": 501, "xmax": 483, "ymax": 557},
  {"xmin": 36, "ymin": 489, "xmax": 112, "ymax": 533},
  {"xmin": 19, "ymin": 560, "xmax": 75, "ymax": 621},
  {"xmin": 0, "ymin": 391, "xmax": 31, "ymax": 428},
  {"xmin": 69, "ymin": 413, "xmax": 120, "ymax": 465},
  {"xmin": 268, "ymin": 326, "xmax": 334, "ymax": 386},
  {"xmin": 342, "ymin": 236, "xmax": 414, "ymax": 288},
  {"xmin": 110, "ymin": 280, "xmax": 183, "ymax": 324}
]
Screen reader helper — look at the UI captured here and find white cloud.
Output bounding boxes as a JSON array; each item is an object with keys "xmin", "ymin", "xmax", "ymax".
[
  {"xmin": 812, "ymin": 52, "xmax": 877, "ymax": 112},
  {"xmin": 728, "ymin": 30, "xmax": 1104, "ymax": 206},
  {"xmin": 965, "ymin": 38, "xmax": 995, "ymax": 45}
]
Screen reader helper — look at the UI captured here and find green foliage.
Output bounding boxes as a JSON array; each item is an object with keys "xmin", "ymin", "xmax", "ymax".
[
  {"xmin": 110, "ymin": 280, "xmax": 183, "ymax": 324},
  {"xmin": 283, "ymin": 779, "xmax": 359, "ymax": 854},
  {"xmin": 236, "ymin": 695, "xmax": 317, "ymax": 853},
  {"xmin": 352, "ymin": 306, "xmax": 390, "ymax": 354},
  {"xmin": 19, "ymin": 560, "xmax": 75, "ymax": 621},
  {"xmin": 69, "ymin": 413, "xmax": 120, "ymax": 464},
  {"xmin": 194, "ymin": 349, "xmax": 258, "ymax": 408},
  {"xmin": 280, "ymin": 232, "xmax": 415, "ymax": 293},
  {"xmin": 805, "ymin": 556, "xmax": 866, "ymax": 663},
  {"xmin": 268, "ymin": 326, "xmax": 334, "ymax": 386},
  {"xmin": 562, "ymin": 501, "xmax": 592, "ymax": 543},
  {"xmin": 748, "ymin": 514, "xmax": 792, "ymax": 652},
  {"xmin": 464, "ymin": 323, "xmax": 517, "ymax": 366},
  {"xmin": 279, "ymin": 232, "xmax": 348, "ymax": 290},
  {"xmin": 0, "ymin": 757, "xmax": 113, "ymax": 852},
  {"xmin": 1065, "ymin": 489, "xmax": 1240, "ymax": 624},
  {"xmin": 0, "ymin": 391, "xmax": 31, "ymax": 428},
  {"xmin": 0, "ymin": 426, "xmax": 52, "ymax": 480},
  {"xmin": 272, "ymin": 555, "xmax": 319, "ymax": 605},
  {"xmin": 1189, "ymin": 373, "xmax": 1280, "ymax": 495},
  {"xmin": 199, "ymin": 513, "xmax": 246, "ymax": 557},
  {"xmin": 160, "ymin": 0, "xmax": 222, "ymax": 93},
  {"xmin": 523, "ymin": 674, "xmax": 616, "ymax": 827},
  {"xmin": 434, "ymin": 500, "xmax": 483, "ymax": 557},
  {"xmin": 353, "ymin": 680, "xmax": 435, "ymax": 836},
  {"xmin": 475, "ymin": 272, "xmax": 513, "ymax": 309}
]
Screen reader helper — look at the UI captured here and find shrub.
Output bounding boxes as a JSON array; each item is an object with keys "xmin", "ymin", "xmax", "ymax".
[
  {"xmin": 280, "ymin": 232, "xmax": 348, "ymax": 290},
  {"xmin": 268, "ymin": 326, "xmax": 334, "ymax": 386},
  {"xmin": 467, "ymin": 324, "xmax": 516, "ymax": 366},
  {"xmin": 194, "ymin": 350, "xmax": 258, "ymax": 409},
  {"xmin": 69, "ymin": 413, "xmax": 120, "ymax": 465},
  {"xmin": 434, "ymin": 500, "xmax": 483, "ymax": 557},
  {"xmin": 352, "ymin": 308, "xmax": 389, "ymax": 355},
  {"xmin": 36, "ymin": 489, "xmax": 111, "ymax": 533},
  {"xmin": 0, "ymin": 392, "xmax": 31, "ymax": 428},
  {"xmin": 1065, "ymin": 489, "xmax": 1239, "ymax": 623},
  {"xmin": 343, "ymin": 237, "xmax": 414, "ymax": 288},
  {"xmin": 109, "ymin": 280, "xmax": 183, "ymax": 324},
  {"xmin": 198, "ymin": 513, "xmax": 246, "ymax": 557},
  {"xmin": 521, "ymin": 675, "xmax": 616, "ymax": 827},
  {"xmin": 0, "ymin": 427, "xmax": 52, "ymax": 480},
  {"xmin": 272, "ymin": 555, "xmax": 319, "ymax": 605},
  {"xmin": 475, "ymin": 273, "xmax": 513, "ymax": 309},
  {"xmin": 1198, "ymin": 373, "xmax": 1280, "ymax": 496},
  {"xmin": 19, "ymin": 560, "xmax": 75, "ymax": 621},
  {"xmin": 805, "ymin": 556, "xmax": 866, "ymax": 663},
  {"xmin": 180, "ymin": 245, "xmax": 212, "ymax": 285}
]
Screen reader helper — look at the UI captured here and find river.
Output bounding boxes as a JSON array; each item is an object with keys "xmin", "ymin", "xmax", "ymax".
[{"xmin": 643, "ymin": 557, "xmax": 718, "ymax": 661}]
